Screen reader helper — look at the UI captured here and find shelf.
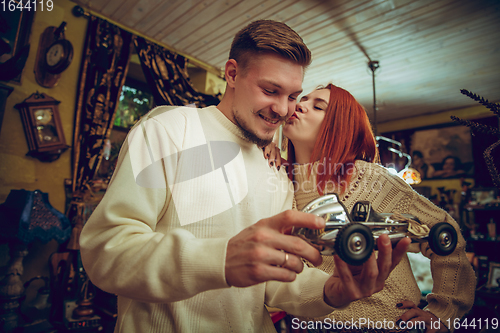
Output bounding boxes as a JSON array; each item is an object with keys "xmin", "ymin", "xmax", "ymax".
[{"xmin": 464, "ymin": 203, "xmax": 500, "ymax": 211}]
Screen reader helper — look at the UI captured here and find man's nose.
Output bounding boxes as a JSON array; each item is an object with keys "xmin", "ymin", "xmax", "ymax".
[{"xmin": 271, "ymin": 97, "xmax": 289, "ymax": 117}]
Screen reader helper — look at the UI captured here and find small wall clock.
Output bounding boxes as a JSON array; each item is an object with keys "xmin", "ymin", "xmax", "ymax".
[
  {"xmin": 35, "ymin": 22, "xmax": 74, "ymax": 88},
  {"xmin": 14, "ymin": 92, "xmax": 69, "ymax": 162},
  {"xmin": 45, "ymin": 39, "xmax": 73, "ymax": 74}
]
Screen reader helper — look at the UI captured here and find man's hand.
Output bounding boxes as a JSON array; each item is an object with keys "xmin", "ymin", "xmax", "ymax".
[
  {"xmin": 396, "ymin": 301, "xmax": 449, "ymax": 333},
  {"xmin": 225, "ymin": 210, "xmax": 325, "ymax": 287},
  {"xmin": 323, "ymin": 234, "xmax": 411, "ymax": 308}
]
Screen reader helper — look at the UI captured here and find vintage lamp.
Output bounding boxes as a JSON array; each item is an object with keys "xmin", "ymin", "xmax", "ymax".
[
  {"xmin": 376, "ymin": 135, "xmax": 422, "ymax": 185},
  {"xmin": 0, "ymin": 189, "xmax": 72, "ymax": 331}
]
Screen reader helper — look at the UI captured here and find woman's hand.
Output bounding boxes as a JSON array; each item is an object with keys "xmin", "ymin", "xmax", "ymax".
[
  {"xmin": 396, "ymin": 300, "xmax": 449, "ymax": 333},
  {"xmin": 323, "ymin": 235, "xmax": 411, "ymax": 308},
  {"xmin": 263, "ymin": 142, "xmax": 282, "ymax": 170}
]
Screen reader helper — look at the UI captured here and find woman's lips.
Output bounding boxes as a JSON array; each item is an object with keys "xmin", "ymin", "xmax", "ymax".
[{"xmin": 286, "ymin": 112, "xmax": 298, "ymax": 123}]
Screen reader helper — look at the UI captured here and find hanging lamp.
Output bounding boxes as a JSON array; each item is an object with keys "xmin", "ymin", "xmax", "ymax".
[{"xmin": 368, "ymin": 60, "xmax": 421, "ymax": 185}]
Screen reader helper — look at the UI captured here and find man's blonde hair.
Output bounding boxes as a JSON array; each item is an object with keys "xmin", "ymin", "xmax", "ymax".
[{"xmin": 229, "ymin": 20, "xmax": 311, "ymax": 73}]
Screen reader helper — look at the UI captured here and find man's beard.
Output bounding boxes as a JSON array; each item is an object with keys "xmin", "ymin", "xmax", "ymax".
[{"xmin": 233, "ymin": 109, "xmax": 283, "ymax": 148}]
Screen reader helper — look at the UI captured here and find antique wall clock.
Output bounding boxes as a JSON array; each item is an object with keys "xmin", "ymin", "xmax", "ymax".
[
  {"xmin": 34, "ymin": 22, "xmax": 74, "ymax": 88},
  {"xmin": 44, "ymin": 38, "xmax": 73, "ymax": 74},
  {"xmin": 14, "ymin": 92, "xmax": 69, "ymax": 162}
]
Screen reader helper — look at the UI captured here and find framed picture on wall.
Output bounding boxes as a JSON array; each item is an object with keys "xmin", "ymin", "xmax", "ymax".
[
  {"xmin": 382, "ymin": 124, "xmax": 474, "ymax": 180},
  {"xmin": 410, "ymin": 125, "xmax": 474, "ymax": 179},
  {"xmin": 486, "ymin": 262, "xmax": 500, "ymax": 289},
  {"xmin": 0, "ymin": 8, "xmax": 35, "ymax": 83}
]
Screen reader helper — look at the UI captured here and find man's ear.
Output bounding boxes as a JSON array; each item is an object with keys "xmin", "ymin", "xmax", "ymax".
[{"xmin": 225, "ymin": 59, "xmax": 238, "ymax": 88}]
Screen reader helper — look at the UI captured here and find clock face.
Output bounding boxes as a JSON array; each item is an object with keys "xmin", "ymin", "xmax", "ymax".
[
  {"xmin": 46, "ymin": 43, "xmax": 64, "ymax": 67},
  {"xmin": 32, "ymin": 108, "xmax": 59, "ymax": 144},
  {"xmin": 34, "ymin": 108, "xmax": 53, "ymax": 125},
  {"xmin": 44, "ymin": 39, "xmax": 73, "ymax": 74}
]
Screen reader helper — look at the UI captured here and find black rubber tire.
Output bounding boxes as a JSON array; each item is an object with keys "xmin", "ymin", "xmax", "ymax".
[
  {"xmin": 334, "ymin": 223, "xmax": 374, "ymax": 266},
  {"xmin": 428, "ymin": 222, "xmax": 457, "ymax": 256}
]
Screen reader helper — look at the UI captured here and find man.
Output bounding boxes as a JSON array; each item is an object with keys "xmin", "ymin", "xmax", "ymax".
[{"xmin": 80, "ymin": 20, "xmax": 410, "ymax": 332}]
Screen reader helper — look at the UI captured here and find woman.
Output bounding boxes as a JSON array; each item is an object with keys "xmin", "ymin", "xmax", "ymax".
[{"xmin": 266, "ymin": 84, "xmax": 475, "ymax": 333}]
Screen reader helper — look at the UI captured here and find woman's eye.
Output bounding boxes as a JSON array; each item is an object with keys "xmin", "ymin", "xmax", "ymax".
[
  {"xmin": 264, "ymin": 89, "xmax": 275, "ymax": 94},
  {"xmin": 314, "ymin": 106, "xmax": 324, "ymax": 110}
]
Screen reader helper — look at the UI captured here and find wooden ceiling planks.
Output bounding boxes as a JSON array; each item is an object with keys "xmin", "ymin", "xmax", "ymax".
[
  {"xmin": 166, "ymin": 0, "xmax": 262, "ymax": 50},
  {"xmin": 198, "ymin": 0, "xmax": 324, "ymax": 65},
  {"xmin": 182, "ymin": 0, "xmax": 300, "ymax": 57},
  {"xmin": 152, "ymin": 0, "xmax": 220, "ymax": 41},
  {"xmin": 116, "ymin": 0, "xmax": 166, "ymax": 27},
  {"xmin": 133, "ymin": 0, "xmax": 186, "ymax": 33},
  {"xmin": 70, "ymin": 0, "xmax": 500, "ymax": 123}
]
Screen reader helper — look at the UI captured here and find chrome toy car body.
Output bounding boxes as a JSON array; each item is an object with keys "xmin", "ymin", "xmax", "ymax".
[{"xmin": 292, "ymin": 194, "xmax": 457, "ymax": 265}]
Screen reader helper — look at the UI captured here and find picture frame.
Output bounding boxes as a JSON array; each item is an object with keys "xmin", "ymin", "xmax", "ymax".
[
  {"xmin": 381, "ymin": 123, "xmax": 474, "ymax": 180},
  {"xmin": 486, "ymin": 262, "xmax": 500, "ymax": 289},
  {"xmin": 468, "ymin": 188, "xmax": 498, "ymax": 206},
  {"xmin": 0, "ymin": 8, "xmax": 35, "ymax": 83}
]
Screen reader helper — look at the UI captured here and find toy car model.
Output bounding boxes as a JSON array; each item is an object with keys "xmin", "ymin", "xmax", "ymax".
[{"xmin": 292, "ymin": 194, "xmax": 458, "ymax": 265}]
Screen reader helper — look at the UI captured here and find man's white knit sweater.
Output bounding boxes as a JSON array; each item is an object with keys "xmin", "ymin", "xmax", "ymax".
[
  {"xmin": 293, "ymin": 160, "xmax": 476, "ymax": 331},
  {"xmin": 80, "ymin": 106, "xmax": 335, "ymax": 333}
]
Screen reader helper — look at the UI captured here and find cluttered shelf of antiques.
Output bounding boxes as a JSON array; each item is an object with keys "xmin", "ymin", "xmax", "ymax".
[
  {"xmin": 463, "ymin": 200, "xmax": 500, "ymax": 296},
  {"xmin": 451, "ymin": 185, "xmax": 500, "ymax": 314}
]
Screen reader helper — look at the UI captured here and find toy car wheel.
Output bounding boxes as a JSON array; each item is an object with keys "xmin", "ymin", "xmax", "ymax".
[
  {"xmin": 334, "ymin": 223, "xmax": 374, "ymax": 266},
  {"xmin": 428, "ymin": 222, "xmax": 457, "ymax": 256}
]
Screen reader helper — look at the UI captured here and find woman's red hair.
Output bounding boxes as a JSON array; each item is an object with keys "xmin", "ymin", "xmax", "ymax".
[{"xmin": 287, "ymin": 84, "xmax": 379, "ymax": 195}]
